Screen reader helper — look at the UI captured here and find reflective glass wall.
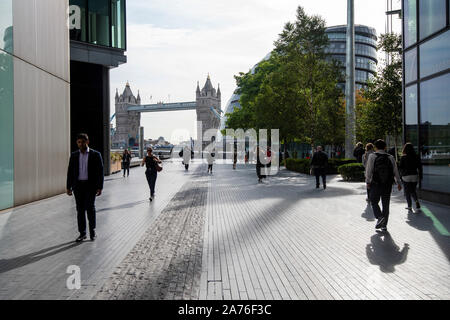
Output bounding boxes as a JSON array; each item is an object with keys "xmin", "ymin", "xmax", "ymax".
[
  {"xmin": 0, "ymin": 0, "xmax": 14, "ymax": 210},
  {"xmin": 403, "ymin": 0, "xmax": 450, "ymax": 195},
  {"xmin": 69, "ymin": 0, "xmax": 126, "ymax": 49}
]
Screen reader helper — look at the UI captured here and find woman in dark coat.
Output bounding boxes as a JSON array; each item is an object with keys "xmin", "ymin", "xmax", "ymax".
[
  {"xmin": 122, "ymin": 149, "xmax": 132, "ymax": 177},
  {"xmin": 141, "ymin": 147, "xmax": 162, "ymax": 201},
  {"xmin": 398, "ymin": 143, "xmax": 423, "ymax": 210}
]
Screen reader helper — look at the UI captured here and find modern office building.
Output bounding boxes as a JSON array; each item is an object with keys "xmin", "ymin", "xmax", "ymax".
[
  {"xmin": 402, "ymin": 0, "xmax": 450, "ymax": 205},
  {"xmin": 0, "ymin": 0, "xmax": 71, "ymax": 210},
  {"xmin": 69, "ymin": 0, "xmax": 127, "ymax": 175},
  {"xmin": 325, "ymin": 25, "xmax": 378, "ymax": 91},
  {"xmin": 0, "ymin": 0, "xmax": 127, "ymax": 211}
]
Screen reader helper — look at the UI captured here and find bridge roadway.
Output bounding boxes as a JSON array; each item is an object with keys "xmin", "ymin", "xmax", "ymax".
[{"xmin": 126, "ymin": 101, "xmax": 197, "ymax": 112}]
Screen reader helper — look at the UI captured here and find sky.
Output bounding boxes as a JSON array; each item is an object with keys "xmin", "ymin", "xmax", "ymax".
[{"xmin": 110, "ymin": 0, "xmax": 402, "ymax": 144}]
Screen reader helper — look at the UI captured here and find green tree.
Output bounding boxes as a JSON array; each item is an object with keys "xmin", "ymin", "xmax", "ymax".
[{"xmin": 359, "ymin": 33, "xmax": 403, "ymax": 157}]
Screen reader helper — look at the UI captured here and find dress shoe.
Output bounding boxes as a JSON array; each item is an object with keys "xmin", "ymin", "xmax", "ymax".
[{"xmin": 76, "ymin": 234, "xmax": 87, "ymax": 242}]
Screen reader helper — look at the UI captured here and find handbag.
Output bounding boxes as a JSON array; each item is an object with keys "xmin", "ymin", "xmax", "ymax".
[{"xmin": 156, "ymin": 163, "xmax": 163, "ymax": 172}]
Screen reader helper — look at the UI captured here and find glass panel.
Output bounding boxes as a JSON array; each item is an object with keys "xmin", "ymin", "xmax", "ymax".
[
  {"xmin": 405, "ymin": 48, "xmax": 417, "ymax": 83},
  {"xmin": 0, "ymin": 0, "xmax": 13, "ymax": 53},
  {"xmin": 419, "ymin": 73, "xmax": 450, "ymax": 193},
  {"xmin": 404, "ymin": 0, "xmax": 417, "ymax": 47},
  {"xmin": 419, "ymin": 0, "xmax": 446, "ymax": 39},
  {"xmin": 420, "ymin": 30, "xmax": 450, "ymax": 78},
  {"xmin": 88, "ymin": 0, "xmax": 110, "ymax": 46},
  {"xmin": 0, "ymin": 51, "xmax": 14, "ymax": 210},
  {"xmin": 69, "ymin": 0, "xmax": 87, "ymax": 42},
  {"xmin": 405, "ymin": 85, "xmax": 418, "ymax": 146},
  {"xmin": 111, "ymin": 0, "xmax": 126, "ymax": 49}
]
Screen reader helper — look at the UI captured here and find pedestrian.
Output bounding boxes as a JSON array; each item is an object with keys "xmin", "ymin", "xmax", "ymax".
[
  {"xmin": 363, "ymin": 143, "xmax": 375, "ymax": 202},
  {"xmin": 310, "ymin": 146, "xmax": 328, "ymax": 189},
  {"xmin": 233, "ymin": 141, "xmax": 237, "ymax": 170},
  {"xmin": 256, "ymin": 146, "xmax": 267, "ymax": 183},
  {"xmin": 266, "ymin": 146, "xmax": 272, "ymax": 168},
  {"xmin": 398, "ymin": 143, "xmax": 423, "ymax": 211},
  {"xmin": 122, "ymin": 149, "xmax": 131, "ymax": 177},
  {"xmin": 141, "ymin": 147, "xmax": 162, "ymax": 201},
  {"xmin": 207, "ymin": 148, "xmax": 215, "ymax": 174},
  {"xmin": 365, "ymin": 139, "xmax": 402, "ymax": 232},
  {"xmin": 353, "ymin": 142, "xmax": 365, "ymax": 163},
  {"xmin": 182, "ymin": 144, "xmax": 191, "ymax": 171},
  {"xmin": 66, "ymin": 133, "xmax": 104, "ymax": 242}
]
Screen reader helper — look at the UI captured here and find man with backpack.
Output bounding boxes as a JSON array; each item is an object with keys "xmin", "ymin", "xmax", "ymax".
[{"xmin": 365, "ymin": 139, "xmax": 402, "ymax": 231}]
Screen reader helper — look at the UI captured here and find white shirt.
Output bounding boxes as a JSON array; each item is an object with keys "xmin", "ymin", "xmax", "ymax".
[{"xmin": 78, "ymin": 147, "xmax": 90, "ymax": 181}]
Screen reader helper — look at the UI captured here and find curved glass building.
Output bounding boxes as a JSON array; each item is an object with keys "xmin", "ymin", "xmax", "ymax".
[
  {"xmin": 221, "ymin": 25, "xmax": 378, "ymax": 130},
  {"xmin": 325, "ymin": 25, "xmax": 378, "ymax": 91}
]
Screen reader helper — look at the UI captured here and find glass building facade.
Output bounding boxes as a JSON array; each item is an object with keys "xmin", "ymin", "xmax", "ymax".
[
  {"xmin": 69, "ymin": 0, "xmax": 126, "ymax": 49},
  {"xmin": 325, "ymin": 25, "xmax": 378, "ymax": 91},
  {"xmin": 402, "ymin": 0, "xmax": 450, "ymax": 201},
  {"xmin": 0, "ymin": 0, "xmax": 14, "ymax": 210}
]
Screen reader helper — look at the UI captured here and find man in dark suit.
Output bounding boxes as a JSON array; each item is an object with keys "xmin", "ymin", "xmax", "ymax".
[{"xmin": 67, "ymin": 133, "xmax": 104, "ymax": 242}]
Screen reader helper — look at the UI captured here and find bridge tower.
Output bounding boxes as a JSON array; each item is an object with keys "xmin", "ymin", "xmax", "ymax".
[
  {"xmin": 113, "ymin": 82, "xmax": 141, "ymax": 148},
  {"xmin": 196, "ymin": 75, "xmax": 221, "ymax": 148}
]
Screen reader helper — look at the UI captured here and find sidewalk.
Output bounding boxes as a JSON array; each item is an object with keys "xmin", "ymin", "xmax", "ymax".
[{"xmin": 0, "ymin": 161, "xmax": 449, "ymax": 300}]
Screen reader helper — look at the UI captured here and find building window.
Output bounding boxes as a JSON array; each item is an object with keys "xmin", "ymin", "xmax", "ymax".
[
  {"xmin": 88, "ymin": 0, "xmax": 110, "ymax": 46},
  {"xmin": 0, "ymin": 0, "xmax": 14, "ymax": 210},
  {"xmin": 404, "ymin": 0, "xmax": 417, "ymax": 47},
  {"xmin": 111, "ymin": 0, "xmax": 126, "ymax": 49},
  {"xmin": 405, "ymin": 85, "xmax": 418, "ymax": 146},
  {"xmin": 419, "ymin": 0, "xmax": 446, "ymax": 40},
  {"xmin": 69, "ymin": 0, "xmax": 87, "ymax": 42},
  {"xmin": 405, "ymin": 48, "xmax": 417, "ymax": 84},
  {"xmin": 69, "ymin": 0, "xmax": 126, "ymax": 49},
  {"xmin": 419, "ymin": 73, "xmax": 450, "ymax": 193},
  {"xmin": 419, "ymin": 31, "xmax": 450, "ymax": 79}
]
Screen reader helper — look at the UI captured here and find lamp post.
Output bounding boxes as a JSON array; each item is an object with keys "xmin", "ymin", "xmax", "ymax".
[{"xmin": 345, "ymin": 0, "xmax": 356, "ymax": 158}]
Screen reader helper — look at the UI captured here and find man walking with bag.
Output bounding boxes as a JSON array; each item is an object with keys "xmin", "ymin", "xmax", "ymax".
[{"xmin": 365, "ymin": 139, "xmax": 402, "ymax": 232}]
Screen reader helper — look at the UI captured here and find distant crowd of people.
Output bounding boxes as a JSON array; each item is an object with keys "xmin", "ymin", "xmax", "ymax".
[{"xmin": 66, "ymin": 133, "xmax": 424, "ymax": 242}]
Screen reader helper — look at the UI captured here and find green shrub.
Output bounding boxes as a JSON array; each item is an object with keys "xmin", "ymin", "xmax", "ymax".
[
  {"xmin": 338, "ymin": 163, "xmax": 365, "ymax": 181},
  {"xmin": 285, "ymin": 158, "xmax": 311, "ymax": 174},
  {"xmin": 327, "ymin": 158, "xmax": 357, "ymax": 174}
]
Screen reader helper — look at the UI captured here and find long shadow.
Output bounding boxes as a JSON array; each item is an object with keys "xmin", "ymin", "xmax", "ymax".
[
  {"xmin": 406, "ymin": 210, "xmax": 450, "ymax": 261},
  {"xmin": 0, "ymin": 241, "xmax": 82, "ymax": 274},
  {"xmin": 96, "ymin": 200, "xmax": 149, "ymax": 213},
  {"xmin": 366, "ymin": 231, "xmax": 409, "ymax": 273}
]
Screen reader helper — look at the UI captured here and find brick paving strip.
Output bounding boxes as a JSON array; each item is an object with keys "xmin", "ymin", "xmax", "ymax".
[{"xmin": 94, "ymin": 165, "xmax": 208, "ymax": 300}]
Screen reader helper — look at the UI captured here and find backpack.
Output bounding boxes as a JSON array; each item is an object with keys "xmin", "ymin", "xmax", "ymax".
[{"xmin": 373, "ymin": 153, "xmax": 394, "ymax": 185}]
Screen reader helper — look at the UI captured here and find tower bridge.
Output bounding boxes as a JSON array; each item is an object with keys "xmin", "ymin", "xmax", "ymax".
[{"xmin": 112, "ymin": 75, "xmax": 222, "ymax": 149}]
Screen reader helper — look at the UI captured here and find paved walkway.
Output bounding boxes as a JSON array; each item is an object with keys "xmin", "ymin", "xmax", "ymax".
[{"xmin": 0, "ymin": 160, "xmax": 449, "ymax": 300}]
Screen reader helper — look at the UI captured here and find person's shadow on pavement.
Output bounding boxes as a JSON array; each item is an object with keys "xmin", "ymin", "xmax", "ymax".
[
  {"xmin": 361, "ymin": 203, "xmax": 375, "ymax": 221},
  {"xmin": 405, "ymin": 209, "xmax": 434, "ymax": 231},
  {"xmin": 0, "ymin": 241, "xmax": 82, "ymax": 274},
  {"xmin": 366, "ymin": 232, "xmax": 409, "ymax": 273}
]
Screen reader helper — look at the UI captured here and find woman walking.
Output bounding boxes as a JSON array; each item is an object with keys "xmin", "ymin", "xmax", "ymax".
[
  {"xmin": 207, "ymin": 148, "xmax": 215, "ymax": 174},
  {"xmin": 141, "ymin": 147, "xmax": 162, "ymax": 201},
  {"xmin": 122, "ymin": 149, "xmax": 131, "ymax": 177},
  {"xmin": 399, "ymin": 143, "xmax": 423, "ymax": 211},
  {"xmin": 363, "ymin": 143, "xmax": 375, "ymax": 202}
]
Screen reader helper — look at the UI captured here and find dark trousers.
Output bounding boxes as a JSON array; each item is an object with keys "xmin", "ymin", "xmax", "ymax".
[
  {"xmin": 369, "ymin": 183, "xmax": 392, "ymax": 224},
  {"xmin": 123, "ymin": 163, "xmax": 130, "ymax": 176},
  {"xmin": 208, "ymin": 164, "xmax": 213, "ymax": 172},
  {"xmin": 145, "ymin": 169, "xmax": 157, "ymax": 196},
  {"xmin": 403, "ymin": 181, "xmax": 418, "ymax": 208},
  {"xmin": 185, "ymin": 163, "xmax": 189, "ymax": 170},
  {"xmin": 256, "ymin": 164, "xmax": 266, "ymax": 179},
  {"xmin": 74, "ymin": 182, "xmax": 97, "ymax": 235},
  {"xmin": 314, "ymin": 167, "xmax": 326, "ymax": 187}
]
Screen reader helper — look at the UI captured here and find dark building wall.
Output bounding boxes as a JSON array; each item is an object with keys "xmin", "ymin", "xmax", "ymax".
[{"xmin": 70, "ymin": 60, "xmax": 111, "ymax": 175}]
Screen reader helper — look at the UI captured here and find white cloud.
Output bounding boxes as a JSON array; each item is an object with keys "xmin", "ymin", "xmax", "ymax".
[{"xmin": 111, "ymin": 0, "xmax": 401, "ymax": 143}]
